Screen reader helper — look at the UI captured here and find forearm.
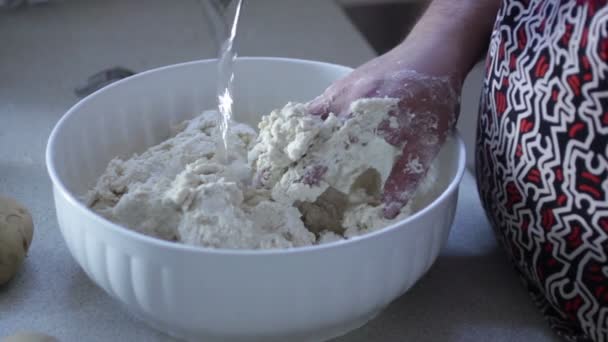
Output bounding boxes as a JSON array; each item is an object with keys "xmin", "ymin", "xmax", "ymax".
[
  {"xmin": 310, "ymin": 0, "xmax": 500, "ymax": 118},
  {"xmin": 389, "ymin": 0, "xmax": 500, "ymax": 83}
]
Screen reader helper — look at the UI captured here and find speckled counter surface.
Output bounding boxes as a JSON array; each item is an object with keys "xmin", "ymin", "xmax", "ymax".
[{"xmin": 0, "ymin": 1, "xmax": 559, "ymax": 341}]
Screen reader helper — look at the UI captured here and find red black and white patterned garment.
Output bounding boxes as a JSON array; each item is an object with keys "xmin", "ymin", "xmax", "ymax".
[{"xmin": 476, "ymin": 0, "xmax": 608, "ymax": 341}]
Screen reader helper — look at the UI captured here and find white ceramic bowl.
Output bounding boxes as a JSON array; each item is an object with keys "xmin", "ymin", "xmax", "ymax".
[{"xmin": 46, "ymin": 58, "xmax": 466, "ymax": 341}]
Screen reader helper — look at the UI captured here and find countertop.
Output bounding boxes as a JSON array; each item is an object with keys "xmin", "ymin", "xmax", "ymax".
[{"xmin": 0, "ymin": 1, "xmax": 559, "ymax": 341}]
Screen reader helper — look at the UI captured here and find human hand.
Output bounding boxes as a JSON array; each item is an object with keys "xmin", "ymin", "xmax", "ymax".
[{"xmin": 308, "ymin": 56, "xmax": 460, "ymax": 219}]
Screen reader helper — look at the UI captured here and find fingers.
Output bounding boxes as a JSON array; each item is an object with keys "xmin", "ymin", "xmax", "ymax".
[
  {"xmin": 308, "ymin": 79, "xmax": 354, "ymax": 119},
  {"xmin": 307, "ymin": 91, "xmax": 353, "ymax": 119},
  {"xmin": 307, "ymin": 94, "xmax": 331, "ymax": 118},
  {"xmin": 307, "ymin": 70, "xmax": 364, "ymax": 118},
  {"xmin": 381, "ymin": 100, "xmax": 457, "ymax": 219},
  {"xmin": 382, "ymin": 139, "xmax": 439, "ymax": 219}
]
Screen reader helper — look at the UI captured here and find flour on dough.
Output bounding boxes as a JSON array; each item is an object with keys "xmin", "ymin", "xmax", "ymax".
[{"xmin": 87, "ymin": 99, "xmax": 440, "ymax": 249}]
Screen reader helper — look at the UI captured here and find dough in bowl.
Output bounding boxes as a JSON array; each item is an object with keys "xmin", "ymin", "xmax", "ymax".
[{"xmin": 87, "ymin": 99, "xmax": 440, "ymax": 249}]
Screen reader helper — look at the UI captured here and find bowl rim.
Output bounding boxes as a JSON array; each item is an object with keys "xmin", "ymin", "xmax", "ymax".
[{"xmin": 46, "ymin": 56, "xmax": 467, "ymax": 256}]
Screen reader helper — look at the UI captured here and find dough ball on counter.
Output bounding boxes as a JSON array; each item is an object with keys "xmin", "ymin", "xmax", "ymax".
[
  {"xmin": 0, "ymin": 196, "xmax": 34, "ymax": 285},
  {"xmin": 2, "ymin": 332, "xmax": 58, "ymax": 342}
]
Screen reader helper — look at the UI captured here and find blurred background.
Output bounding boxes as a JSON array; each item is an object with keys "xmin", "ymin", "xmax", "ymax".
[{"xmin": 1, "ymin": 0, "xmax": 483, "ymax": 171}]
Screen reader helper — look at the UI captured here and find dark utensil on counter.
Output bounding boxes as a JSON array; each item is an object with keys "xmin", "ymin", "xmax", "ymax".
[{"xmin": 75, "ymin": 67, "xmax": 135, "ymax": 98}]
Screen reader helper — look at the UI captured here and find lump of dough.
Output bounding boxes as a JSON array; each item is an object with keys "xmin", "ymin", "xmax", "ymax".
[{"xmin": 0, "ymin": 196, "xmax": 34, "ymax": 286}]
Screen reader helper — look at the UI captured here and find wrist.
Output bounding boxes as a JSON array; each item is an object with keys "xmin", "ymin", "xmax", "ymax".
[
  {"xmin": 388, "ymin": 0, "xmax": 500, "ymax": 84},
  {"xmin": 390, "ymin": 36, "xmax": 468, "ymax": 85}
]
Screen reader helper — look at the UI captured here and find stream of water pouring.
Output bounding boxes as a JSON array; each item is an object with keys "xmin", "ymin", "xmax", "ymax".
[{"xmin": 217, "ymin": 0, "xmax": 244, "ymax": 163}]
